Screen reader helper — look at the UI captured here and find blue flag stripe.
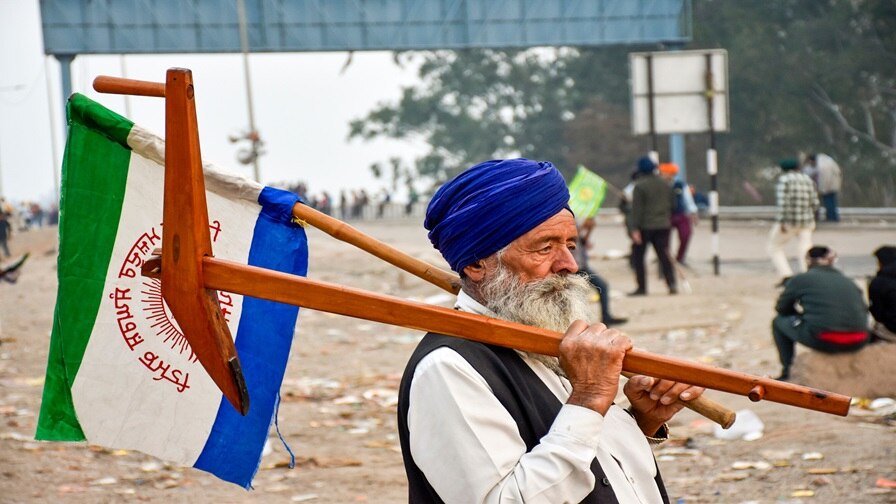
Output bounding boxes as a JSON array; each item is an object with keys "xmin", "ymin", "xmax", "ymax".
[{"xmin": 194, "ymin": 188, "xmax": 308, "ymax": 487}]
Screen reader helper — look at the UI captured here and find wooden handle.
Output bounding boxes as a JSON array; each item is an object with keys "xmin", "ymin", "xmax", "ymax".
[
  {"xmin": 201, "ymin": 256, "xmax": 852, "ymax": 417},
  {"xmin": 622, "ymin": 372, "xmax": 736, "ymax": 429},
  {"xmin": 292, "ymin": 203, "xmax": 461, "ymax": 294},
  {"xmin": 94, "ymin": 76, "xmax": 166, "ymax": 97},
  {"xmin": 158, "ymin": 69, "xmax": 246, "ymax": 415}
]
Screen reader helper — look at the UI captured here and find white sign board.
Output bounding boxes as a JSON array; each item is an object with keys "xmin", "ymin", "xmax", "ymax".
[{"xmin": 630, "ymin": 49, "xmax": 729, "ymax": 135}]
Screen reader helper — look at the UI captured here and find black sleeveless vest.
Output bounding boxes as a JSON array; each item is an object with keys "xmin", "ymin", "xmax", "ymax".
[{"xmin": 397, "ymin": 333, "xmax": 670, "ymax": 503}]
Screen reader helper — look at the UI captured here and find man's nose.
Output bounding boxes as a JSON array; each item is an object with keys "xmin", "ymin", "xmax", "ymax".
[{"xmin": 553, "ymin": 247, "xmax": 579, "ymax": 274}]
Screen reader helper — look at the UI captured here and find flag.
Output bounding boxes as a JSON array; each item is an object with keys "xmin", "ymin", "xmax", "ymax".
[
  {"xmin": 36, "ymin": 93, "xmax": 309, "ymax": 488},
  {"xmin": 567, "ymin": 165, "xmax": 608, "ymax": 218}
]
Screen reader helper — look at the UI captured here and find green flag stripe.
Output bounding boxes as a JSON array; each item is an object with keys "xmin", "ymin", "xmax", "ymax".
[{"xmin": 36, "ymin": 94, "xmax": 134, "ymax": 441}]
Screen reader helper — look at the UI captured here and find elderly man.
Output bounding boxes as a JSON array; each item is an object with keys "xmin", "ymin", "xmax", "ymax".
[{"xmin": 398, "ymin": 158, "xmax": 704, "ymax": 504}]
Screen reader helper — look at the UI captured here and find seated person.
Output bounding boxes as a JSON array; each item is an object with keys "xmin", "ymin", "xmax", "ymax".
[
  {"xmin": 772, "ymin": 246, "xmax": 870, "ymax": 380},
  {"xmin": 869, "ymin": 245, "xmax": 896, "ymax": 342}
]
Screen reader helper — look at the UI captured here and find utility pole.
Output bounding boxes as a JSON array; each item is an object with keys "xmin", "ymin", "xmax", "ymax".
[{"xmin": 236, "ymin": 0, "xmax": 262, "ymax": 182}]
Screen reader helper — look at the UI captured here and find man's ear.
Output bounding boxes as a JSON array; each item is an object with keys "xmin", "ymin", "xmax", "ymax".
[{"xmin": 463, "ymin": 261, "xmax": 487, "ymax": 282}]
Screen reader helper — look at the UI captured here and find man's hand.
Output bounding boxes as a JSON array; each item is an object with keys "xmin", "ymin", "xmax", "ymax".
[
  {"xmin": 560, "ymin": 321, "xmax": 631, "ymax": 416},
  {"xmin": 623, "ymin": 376, "xmax": 704, "ymax": 437},
  {"xmin": 630, "ymin": 230, "xmax": 642, "ymax": 245}
]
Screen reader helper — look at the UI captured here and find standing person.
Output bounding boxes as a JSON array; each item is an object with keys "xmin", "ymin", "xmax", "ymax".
[
  {"xmin": 767, "ymin": 159, "xmax": 819, "ymax": 280},
  {"xmin": 399, "ymin": 158, "xmax": 704, "ymax": 503},
  {"xmin": 868, "ymin": 245, "xmax": 896, "ymax": 341},
  {"xmin": 0, "ymin": 212, "xmax": 11, "ymax": 258},
  {"xmin": 575, "ymin": 217, "xmax": 627, "ymax": 327},
  {"xmin": 629, "ymin": 156, "xmax": 677, "ymax": 295},
  {"xmin": 771, "ymin": 246, "xmax": 869, "ymax": 380},
  {"xmin": 339, "ymin": 190, "xmax": 348, "ymax": 220},
  {"xmin": 658, "ymin": 163, "xmax": 699, "ymax": 266},
  {"xmin": 405, "ymin": 186, "xmax": 419, "ymax": 216},
  {"xmin": 803, "ymin": 153, "xmax": 842, "ymax": 222}
]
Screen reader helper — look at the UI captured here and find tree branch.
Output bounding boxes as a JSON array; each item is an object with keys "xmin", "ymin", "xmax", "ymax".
[{"xmin": 811, "ymin": 83, "xmax": 896, "ymax": 154}]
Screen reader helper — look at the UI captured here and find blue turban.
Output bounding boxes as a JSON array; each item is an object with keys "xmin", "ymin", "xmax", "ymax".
[{"xmin": 424, "ymin": 158, "xmax": 571, "ymax": 273}]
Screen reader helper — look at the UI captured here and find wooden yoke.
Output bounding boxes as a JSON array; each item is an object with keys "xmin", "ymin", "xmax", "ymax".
[
  {"xmin": 95, "ymin": 70, "xmax": 851, "ymax": 424},
  {"xmin": 96, "ymin": 70, "xmax": 248, "ymax": 415},
  {"xmin": 162, "ymin": 70, "xmax": 248, "ymax": 415}
]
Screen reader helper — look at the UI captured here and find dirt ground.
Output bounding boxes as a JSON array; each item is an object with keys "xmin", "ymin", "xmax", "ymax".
[{"xmin": 1, "ymin": 214, "xmax": 894, "ymax": 503}]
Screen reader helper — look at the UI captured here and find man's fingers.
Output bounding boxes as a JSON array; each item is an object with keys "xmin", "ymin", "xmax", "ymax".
[
  {"xmin": 563, "ymin": 319, "xmax": 591, "ymax": 337},
  {"xmin": 678, "ymin": 386, "xmax": 705, "ymax": 402},
  {"xmin": 628, "ymin": 375, "xmax": 654, "ymax": 390}
]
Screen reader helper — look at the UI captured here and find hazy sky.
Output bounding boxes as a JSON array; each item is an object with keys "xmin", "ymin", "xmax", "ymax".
[{"xmin": 0, "ymin": 0, "xmax": 427, "ymax": 205}]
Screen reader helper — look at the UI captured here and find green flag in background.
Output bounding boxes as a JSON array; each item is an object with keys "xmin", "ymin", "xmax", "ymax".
[{"xmin": 567, "ymin": 165, "xmax": 608, "ymax": 218}]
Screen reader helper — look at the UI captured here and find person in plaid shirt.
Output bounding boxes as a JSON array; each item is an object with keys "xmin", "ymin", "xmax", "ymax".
[{"xmin": 767, "ymin": 159, "xmax": 820, "ymax": 279}]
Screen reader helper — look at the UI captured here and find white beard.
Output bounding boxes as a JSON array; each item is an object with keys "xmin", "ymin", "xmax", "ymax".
[{"xmin": 479, "ymin": 260, "xmax": 594, "ymax": 376}]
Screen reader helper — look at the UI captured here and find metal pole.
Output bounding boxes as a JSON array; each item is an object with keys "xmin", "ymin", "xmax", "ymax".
[
  {"xmin": 57, "ymin": 54, "xmax": 74, "ymax": 109},
  {"xmin": 44, "ymin": 57, "xmax": 61, "ymax": 203},
  {"xmin": 646, "ymin": 54, "xmax": 658, "ymax": 162},
  {"xmin": 237, "ymin": 0, "xmax": 261, "ymax": 182},
  {"xmin": 119, "ymin": 55, "xmax": 132, "ymax": 119},
  {"xmin": 670, "ymin": 134, "xmax": 685, "ymax": 179},
  {"xmin": 705, "ymin": 53, "xmax": 720, "ymax": 276}
]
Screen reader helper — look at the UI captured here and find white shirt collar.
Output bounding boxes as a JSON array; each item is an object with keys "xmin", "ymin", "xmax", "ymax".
[{"xmin": 454, "ymin": 289, "xmax": 496, "ymax": 317}]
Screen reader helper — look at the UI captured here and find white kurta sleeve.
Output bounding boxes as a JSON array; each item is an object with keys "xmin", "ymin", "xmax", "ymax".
[{"xmin": 407, "ymin": 347, "xmax": 604, "ymax": 504}]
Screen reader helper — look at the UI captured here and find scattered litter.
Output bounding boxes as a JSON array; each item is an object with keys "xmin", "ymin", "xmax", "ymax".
[
  {"xmin": 731, "ymin": 460, "xmax": 772, "ymax": 471},
  {"xmin": 656, "ymin": 447, "xmax": 701, "ymax": 459},
  {"xmin": 362, "ymin": 388, "xmax": 398, "ymax": 408},
  {"xmin": 760, "ymin": 449, "xmax": 796, "ymax": 460},
  {"xmin": 294, "ymin": 456, "xmax": 362, "ymax": 468},
  {"xmin": 663, "ymin": 329, "xmax": 687, "ymax": 342},
  {"xmin": 807, "ymin": 468, "xmax": 838, "ymax": 474},
  {"xmin": 850, "ymin": 397, "xmax": 896, "ymax": 417},
  {"xmin": 876, "ymin": 478, "xmax": 896, "ymax": 489},
  {"xmin": 801, "ymin": 452, "xmax": 823, "ymax": 461},
  {"xmin": 333, "ymin": 395, "xmax": 362, "ymax": 406},
  {"xmin": 791, "ymin": 489, "xmax": 815, "ymax": 497},
  {"xmin": 870, "ymin": 398, "xmax": 896, "ymax": 409},
  {"xmin": 90, "ymin": 477, "xmax": 117, "ymax": 486},
  {"xmin": 716, "ymin": 472, "xmax": 749, "ymax": 481},
  {"xmin": 261, "ymin": 460, "xmax": 294, "ymax": 470},
  {"xmin": 0, "ymin": 431, "xmax": 30, "ymax": 441},
  {"xmin": 713, "ymin": 409, "xmax": 764, "ymax": 441},
  {"xmin": 57, "ymin": 485, "xmax": 86, "ymax": 494},
  {"xmin": 291, "ymin": 494, "xmax": 319, "ymax": 502},
  {"xmin": 140, "ymin": 461, "xmax": 162, "ymax": 472}
]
